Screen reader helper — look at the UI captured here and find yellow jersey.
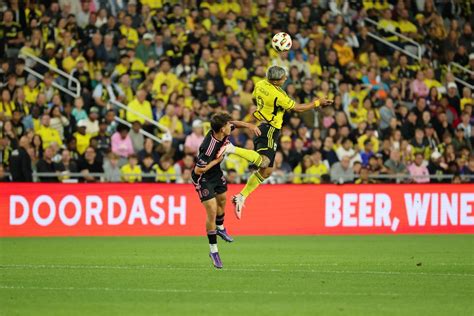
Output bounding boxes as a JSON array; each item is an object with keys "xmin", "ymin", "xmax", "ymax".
[
  {"xmin": 121, "ymin": 164, "xmax": 142, "ymax": 183},
  {"xmin": 252, "ymin": 80, "xmax": 295, "ymax": 129}
]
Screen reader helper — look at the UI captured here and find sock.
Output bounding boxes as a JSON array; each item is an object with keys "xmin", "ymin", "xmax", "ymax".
[
  {"xmin": 207, "ymin": 230, "xmax": 218, "ymax": 253},
  {"xmin": 233, "ymin": 147, "xmax": 264, "ymax": 167},
  {"xmin": 241, "ymin": 171, "xmax": 265, "ymax": 198},
  {"xmin": 216, "ymin": 214, "xmax": 225, "ymax": 230}
]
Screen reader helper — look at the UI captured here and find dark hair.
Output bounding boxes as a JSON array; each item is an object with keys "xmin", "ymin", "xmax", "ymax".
[{"xmin": 210, "ymin": 112, "xmax": 232, "ymax": 133}]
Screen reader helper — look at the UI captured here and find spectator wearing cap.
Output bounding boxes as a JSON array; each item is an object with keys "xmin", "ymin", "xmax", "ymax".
[
  {"xmin": 408, "ymin": 153, "xmax": 430, "ymax": 184},
  {"xmin": 427, "ymin": 151, "xmax": 448, "ymax": 183},
  {"xmin": 184, "ymin": 119, "xmax": 204, "ymax": 155},
  {"xmin": 74, "ymin": 120, "xmax": 92, "ymax": 155},
  {"xmin": 126, "ymin": 89, "xmax": 152, "ymax": 125},
  {"xmin": 446, "ymin": 82, "xmax": 461, "ymax": 115},
  {"xmin": 37, "ymin": 114, "xmax": 62, "ymax": 149},
  {"xmin": 136, "ymin": 33, "xmax": 158, "ymax": 64},
  {"xmin": 92, "ymin": 70, "xmax": 125, "ymax": 110},
  {"xmin": 453, "ymin": 126, "xmax": 472, "ymax": 152},
  {"xmin": 111, "ymin": 124, "xmax": 134, "ymax": 164},
  {"xmin": 92, "ymin": 119, "xmax": 111, "ymax": 157},
  {"xmin": 84, "ymin": 107, "xmax": 100, "ymax": 136}
]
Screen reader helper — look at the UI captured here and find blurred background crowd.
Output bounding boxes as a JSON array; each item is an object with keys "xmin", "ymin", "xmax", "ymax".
[{"xmin": 0, "ymin": 0, "xmax": 473, "ymax": 184}]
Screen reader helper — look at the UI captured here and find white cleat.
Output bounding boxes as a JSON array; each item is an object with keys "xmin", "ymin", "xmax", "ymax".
[
  {"xmin": 217, "ymin": 141, "xmax": 235, "ymax": 158},
  {"xmin": 232, "ymin": 194, "xmax": 245, "ymax": 219}
]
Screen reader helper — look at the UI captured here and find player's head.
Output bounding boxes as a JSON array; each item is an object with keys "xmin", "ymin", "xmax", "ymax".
[
  {"xmin": 210, "ymin": 112, "xmax": 233, "ymax": 136},
  {"xmin": 266, "ymin": 66, "xmax": 287, "ymax": 86}
]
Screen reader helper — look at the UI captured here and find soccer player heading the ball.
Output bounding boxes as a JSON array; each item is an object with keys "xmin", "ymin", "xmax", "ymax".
[
  {"xmin": 192, "ymin": 112, "xmax": 268, "ymax": 269},
  {"xmin": 222, "ymin": 65, "xmax": 333, "ymax": 219}
]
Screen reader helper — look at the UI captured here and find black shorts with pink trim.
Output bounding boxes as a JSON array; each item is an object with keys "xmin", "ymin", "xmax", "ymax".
[{"xmin": 191, "ymin": 171, "xmax": 228, "ymax": 202}]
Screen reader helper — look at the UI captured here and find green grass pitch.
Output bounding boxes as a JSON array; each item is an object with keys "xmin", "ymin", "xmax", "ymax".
[{"xmin": 0, "ymin": 235, "xmax": 473, "ymax": 315}]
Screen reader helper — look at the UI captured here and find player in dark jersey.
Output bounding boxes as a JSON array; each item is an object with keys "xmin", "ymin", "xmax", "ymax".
[{"xmin": 192, "ymin": 112, "xmax": 265, "ymax": 269}]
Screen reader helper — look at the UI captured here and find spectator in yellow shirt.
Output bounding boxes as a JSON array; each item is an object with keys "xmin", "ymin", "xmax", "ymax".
[
  {"xmin": 74, "ymin": 120, "xmax": 92, "ymax": 155},
  {"xmin": 158, "ymin": 104, "xmax": 184, "ymax": 140},
  {"xmin": 37, "ymin": 114, "xmax": 63, "ymax": 149},
  {"xmin": 23, "ymin": 77, "xmax": 39, "ymax": 105},
  {"xmin": 120, "ymin": 15, "xmax": 139, "ymax": 48},
  {"xmin": 121, "ymin": 154, "xmax": 142, "ymax": 183},
  {"xmin": 293, "ymin": 154, "xmax": 326, "ymax": 184},
  {"xmin": 155, "ymin": 155, "xmax": 177, "ymax": 183},
  {"xmin": 223, "ymin": 66, "xmax": 240, "ymax": 92},
  {"xmin": 126, "ymin": 89, "xmax": 152, "ymax": 124},
  {"xmin": 357, "ymin": 127, "xmax": 380, "ymax": 153},
  {"xmin": 152, "ymin": 59, "xmax": 180, "ymax": 96},
  {"xmin": 460, "ymin": 87, "xmax": 473, "ymax": 111}
]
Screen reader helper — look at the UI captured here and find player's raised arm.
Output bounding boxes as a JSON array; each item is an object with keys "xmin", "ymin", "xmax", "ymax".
[
  {"xmin": 230, "ymin": 120, "xmax": 261, "ymax": 136},
  {"xmin": 292, "ymin": 97, "xmax": 334, "ymax": 113}
]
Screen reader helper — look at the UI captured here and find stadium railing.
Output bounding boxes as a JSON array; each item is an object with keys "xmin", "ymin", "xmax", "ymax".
[
  {"xmin": 109, "ymin": 99, "xmax": 171, "ymax": 144},
  {"xmin": 20, "ymin": 51, "xmax": 82, "ymax": 99},
  {"xmin": 448, "ymin": 62, "xmax": 474, "ymax": 90},
  {"xmin": 364, "ymin": 17, "xmax": 422, "ymax": 61},
  {"xmin": 4, "ymin": 172, "xmax": 470, "ymax": 184}
]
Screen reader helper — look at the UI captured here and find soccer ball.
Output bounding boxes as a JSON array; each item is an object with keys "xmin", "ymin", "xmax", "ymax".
[{"xmin": 272, "ymin": 32, "xmax": 292, "ymax": 52}]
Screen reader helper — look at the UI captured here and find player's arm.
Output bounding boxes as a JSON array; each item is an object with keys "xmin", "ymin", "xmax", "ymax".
[
  {"xmin": 293, "ymin": 97, "xmax": 333, "ymax": 113},
  {"xmin": 194, "ymin": 155, "xmax": 224, "ymax": 175},
  {"xmin": 230, "ymin": 120, "xmax": 261, "ymax": 136}
]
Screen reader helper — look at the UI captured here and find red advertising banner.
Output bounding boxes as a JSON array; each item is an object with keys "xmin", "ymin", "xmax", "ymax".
[{"xmin": 0, "ymin": 183, "xmax": 473, "ymax": 237}]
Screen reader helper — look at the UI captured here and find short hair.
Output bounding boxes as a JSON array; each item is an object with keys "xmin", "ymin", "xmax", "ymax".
[
  {"xmin": 266, "ymin": 66, "xmax": 286, "ymax": 81},
  {"xmin": 210, "ymin": 112, "xmax": 232, "ymax": 133}
]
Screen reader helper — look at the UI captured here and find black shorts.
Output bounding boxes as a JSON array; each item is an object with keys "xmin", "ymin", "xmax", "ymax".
[
  {"xmin": 192, "ymin": 172, "xmax": 227, "ymax": 202},
  {"xmin": 254, "ymin": 123, "xmax": 281, "ymax": 167}
]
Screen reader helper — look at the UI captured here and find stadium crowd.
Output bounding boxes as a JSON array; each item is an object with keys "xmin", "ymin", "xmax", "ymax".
[{"xmin": 0, "ymin": 0, "xmax": 473, "ymax": 184}]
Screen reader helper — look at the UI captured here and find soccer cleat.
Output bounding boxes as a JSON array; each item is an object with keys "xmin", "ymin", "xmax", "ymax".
[
  {"xmin": 232, "ymin": 194, "xmax": 245, "ymax": 220},
  {"xmin": 216, "ymin": 141, "xmax": 235, "ymax": 158},
  {"xmin": 209, "ymin": 252, "xmax": 223, "ymax": 269},
  {"xmin": 217, "ymin": 228, "xmax": 234, "ymax": 242}
]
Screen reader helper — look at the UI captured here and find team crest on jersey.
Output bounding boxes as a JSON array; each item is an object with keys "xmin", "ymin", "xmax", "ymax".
[{"xmin": 202, "ymin": 189, "xmax": 210, "ymax": 197}]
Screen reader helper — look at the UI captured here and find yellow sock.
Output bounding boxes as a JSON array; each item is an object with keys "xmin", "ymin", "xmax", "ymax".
[
  {"xmin": 234, "ymin": 147, "xmax": 263, "ymax": 166},
  {"xmin": 241, "ymin": 171, "xmax": 265, "ymax": 198}
]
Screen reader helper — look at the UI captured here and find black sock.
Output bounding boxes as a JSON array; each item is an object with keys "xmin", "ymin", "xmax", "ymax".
[
  {"xmin": 216, "ymin": 214, "xmax": 225, "ymax": 227},
  {"xmin": 207, "ymin": 230, "xmax": 217, "ymax": 244}
]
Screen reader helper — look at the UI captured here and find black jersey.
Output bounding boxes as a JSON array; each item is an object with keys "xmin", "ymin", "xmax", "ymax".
[{"xmin": 193, "ymin": 131, "xmax": 228, "ymax": 178}]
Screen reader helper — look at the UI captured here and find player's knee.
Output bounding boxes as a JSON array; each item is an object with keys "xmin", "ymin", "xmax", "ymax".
[
  {"xmin": 260, "ymin": 155, "xmax": 271, "ymax": 168},
  {"xmin": 259, "ymin": 167, "xmax": 273, "ymax": 179}
]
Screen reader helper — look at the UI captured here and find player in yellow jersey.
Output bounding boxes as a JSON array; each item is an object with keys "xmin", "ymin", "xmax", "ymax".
[{"xmin": 220, "ymin": 66, "xmax": 332, "ymax": 219}]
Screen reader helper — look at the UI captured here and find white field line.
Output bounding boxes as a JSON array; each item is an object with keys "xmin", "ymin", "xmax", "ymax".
[
  {"xmin": 0, "ymin": 264, "xmax": 473, "ymax": 278},
  {"xmin": 0, "ymin": 284, "xmax": 400, "ymax": 297}
]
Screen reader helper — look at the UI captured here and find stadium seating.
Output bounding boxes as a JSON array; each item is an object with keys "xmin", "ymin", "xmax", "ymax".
[{"xmin": 0, "ymin": 0, "xmax": 473, "ymax": 184}]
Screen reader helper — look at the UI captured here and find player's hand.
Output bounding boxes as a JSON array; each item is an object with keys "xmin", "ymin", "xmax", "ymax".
[
  {"xmin": 318, "ymin": 97, "xmax": 334, "ymax": 107},
  {"xmin": 248, "ymin": 124, "xmax": 261, "ymax": 136}
]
